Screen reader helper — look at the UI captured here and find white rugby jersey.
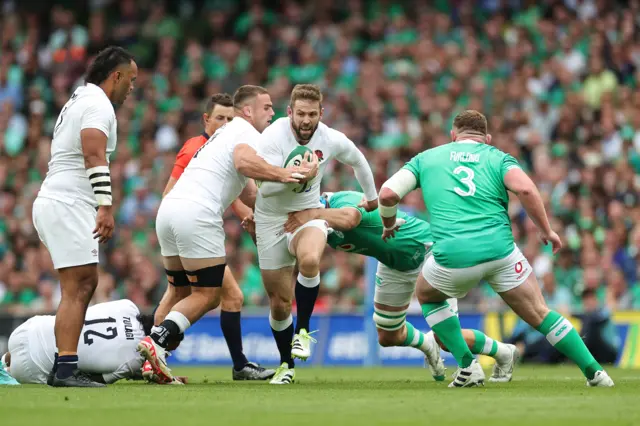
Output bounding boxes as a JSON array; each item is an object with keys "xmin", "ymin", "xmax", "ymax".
[
  {"xmin": 24, "ymin": 299, "xmax": 145, "ymax": 384},
  {"xmin": 255, "ymin": 117, "xmax": 377, "ymax": 220},
  {"xmin": 165, "ymin": 117, "xmax": 259, "ymax": 216},
  {"xmin": 38, "ymin": 83, "xmax": 117, "ymax": 207}
]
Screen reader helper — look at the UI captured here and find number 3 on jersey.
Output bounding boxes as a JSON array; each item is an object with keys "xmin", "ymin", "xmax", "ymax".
[{"xmin": 453, "ymin": 166, "xmax": 476, "ymax": 197}]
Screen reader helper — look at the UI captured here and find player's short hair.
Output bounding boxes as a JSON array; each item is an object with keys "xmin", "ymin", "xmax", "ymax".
[
  {"xmin": 290, "ymin": 84, "xmax": 323, "ymax": 107},
  {"xmin": 85, "ymin": 46, "xmax": 134, "ymax": 85},
  {"xmin": 205, "ymin": 93, "xmax": 233, "ymax": 114},
  {"xmin": 453, "ymin": 110, "xmax": 488, "ymax": 135},
  {"xmin": 233, "ymin": 85, "xmax": 269, "ymax": 108}
]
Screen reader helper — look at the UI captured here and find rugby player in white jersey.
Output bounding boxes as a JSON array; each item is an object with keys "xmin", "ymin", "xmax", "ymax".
[
  {"xmin": 1, "ymin": 300, "xmax": 184, "ymax": 385},
  {"xmin": 32, "ymin": 46, "xmax": 137, "ymax": 387},
  {"xmin": 140, "ymin": 85, "xmax": 318, "ymax": 383},
  {"xmin": 254, "ymin": 84, "xmax": 377, "ymax": 384}
]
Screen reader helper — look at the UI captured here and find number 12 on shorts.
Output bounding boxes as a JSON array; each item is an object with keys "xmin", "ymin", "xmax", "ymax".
[{"xmin": 453, "ymin": 166, "xmax": 476, "ymax": 197}]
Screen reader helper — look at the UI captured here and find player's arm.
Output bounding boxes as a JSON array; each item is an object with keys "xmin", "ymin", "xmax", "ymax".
[
  {"xmin": 378, "ymin": 168, "xmax": 418, "ymax": 240},
  {"xmin": 284, "ymin": 207, "xmax": 362, "ymax": 233},
  {"xmin": 503, "ymin": 166, "xmax": 561, "ymax": 252},
  {"xmin": 334, "ymin": 133, "xmax": 378, "ymax": 211},
  {"xmin": 233, "ymin": 143, "xmax": 303, "ymax": 183},
  {"xmin": 81, "ymin": 103, "xmax": 115, "ymax": 243}
]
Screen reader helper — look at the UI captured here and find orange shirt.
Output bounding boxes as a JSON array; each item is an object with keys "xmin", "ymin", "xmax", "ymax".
[{"xmin": 170, "ymin": 132, "xmax": 209, "ymax": 180}]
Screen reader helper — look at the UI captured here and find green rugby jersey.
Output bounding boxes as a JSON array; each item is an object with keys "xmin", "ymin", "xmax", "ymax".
[
  {"xmin": 402, "ymin": 141, "xmax": 521, "ymax": 268},
  {"xmin": 326, "ymin": 191, "xmax": 432, "ymax": 271}
]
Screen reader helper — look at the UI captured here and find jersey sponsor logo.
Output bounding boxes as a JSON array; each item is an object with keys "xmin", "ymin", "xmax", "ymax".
[
  {"xmin": 314, "ymin": 150, "xmax": 324, "ymax": 162},
  {"xmin": 449, "ymin": 151, "xmax": 480, "ymax": 163},
  {"xmin": 515, "ymin": 262, "xmax": 523, "ymax": 273},
  {"xmin": 123, "ymin": 317, "xmax": 135, "ymax": 341},
  {"xmin": 333, "ymin": 230, "xmax": 344, "ymax": 238}
]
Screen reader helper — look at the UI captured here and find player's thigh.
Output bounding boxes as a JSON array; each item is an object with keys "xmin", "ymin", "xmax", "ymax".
[
  {"xmin": 498, "ymin": 274, "xmax": 549, "ymax": 327},
  {"xmin": 8, "ymin": 322, "xmax": 46, "ymax": 384},
  {"xmin": 374, "ymin": 263, "xmax": 417, "ymax": 308},
  {"xmin": 256, "ymin": 228, "xmax": 296, "ymax": 271},
  {"xmin": 58, "ymin": 263, "xmax": 99, "ymax": 298},
  {"xmin": 418, "ymin": 254, "xmax": 481, "ymax": 301},
  {"xmin": 32, "ymin": 197, "xmax": 99, "ymax": 270},
  {"xmin": 261, "ymin": 266, "xmax": 295, "ymax": 304},
  {"xmin": 289, "ymin": 219, "xmax": 329, "ymax": 263}
]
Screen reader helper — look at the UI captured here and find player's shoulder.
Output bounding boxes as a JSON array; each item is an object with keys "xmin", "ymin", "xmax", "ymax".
[
  {"xmin": 330, "ymin": 191, "xmax": 362, "ymax": 207},
  {"xmin": 319, "ymin": 122, "xmax": 348, "ymax": 143},
  {"xmin": 79, "ymin": 84, "xmax": 114, "ymax": 110},
  {"xmin": 262, "ymin": 117, "xmax": 290, "ymax": 137}
]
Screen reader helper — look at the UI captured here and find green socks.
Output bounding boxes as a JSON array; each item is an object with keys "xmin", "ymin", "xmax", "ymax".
[
  {"xmin": 537, "ymin": 311, "xmax": 602, "ymax": 380},
  {"xmin": 421, "ymin": 301, "xmax": 475, "ymax": 368},
  {"xmin": 470, "ymin": 329, "xmax": 498, "ymax": 356}
]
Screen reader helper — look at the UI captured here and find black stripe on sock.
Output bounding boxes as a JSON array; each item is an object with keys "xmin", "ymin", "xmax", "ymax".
[
  {"xmin": 89, "ymin": 172, "xmax": 110, "ymax": 180},
  {"xmin": 91, "ymin": 181, "xmax": 111, "ymax": 188},
  {"xmin": 94, "ymin": 190, "xmax": 112, "ymax": 195}
]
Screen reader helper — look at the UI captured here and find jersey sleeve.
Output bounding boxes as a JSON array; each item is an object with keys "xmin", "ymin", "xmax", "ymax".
[
  {"xmin": 500, "ymin": 154, "xmax": 522, "ymax": 179},
  {"xmin": 401, "ymin": 153, "xmax": 423, "ymax": 188},
  {"xmin": 171, "ymin": 141, "xmax": 197, "ymax": 179},
  {"xmin": 331, "ymin": 129, "xmax": 377, "ymax": 201},
  {"xmin": 80, "ymin": 101, "xmax": 114, "ymax": 138}
]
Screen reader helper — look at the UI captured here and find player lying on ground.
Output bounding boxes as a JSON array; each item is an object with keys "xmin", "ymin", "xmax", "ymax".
[
  {"xmin": 254, "ymin": 85, "xmax": 377, "ymax": 384},
  {"xmin": 156, "ymin": 93, "xmax": 274, "ymax": 381},
  {"xmin": 32, "ymin": 46, "xmax": 138, "ymax": 387},
  {"xmin": 0, "ymin": 300, "xmax": 184, "ymax": 385},
  {"xmin": 141, "ymin": 85, "xmax": 318, "ymax": 384},
  {"xmin": 378, "ymin": 110, "xmax": 613, "ymax": 388},
  {"xmin": 281, "ymin": 191, "xmax": 518, "ymax": 383}
]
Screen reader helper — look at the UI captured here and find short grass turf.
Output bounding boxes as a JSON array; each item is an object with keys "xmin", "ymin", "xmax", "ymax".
[{"xmin": 1, "ymin": 366, "xmax": 638, "ymax": 426}]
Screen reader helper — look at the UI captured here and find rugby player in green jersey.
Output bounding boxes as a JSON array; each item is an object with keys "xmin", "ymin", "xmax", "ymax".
[
  {"xmin": 378, "ymin": 110, "xmax": 613, "ymax": 388},
  {"xmin": 282, "ymin": 190, "xmax": 518, "ymax": 382}
]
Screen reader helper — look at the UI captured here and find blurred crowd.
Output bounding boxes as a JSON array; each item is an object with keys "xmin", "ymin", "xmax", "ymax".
[{"xmin": 1, "ymin": 0, "xmax": 640, "ymax": 316}]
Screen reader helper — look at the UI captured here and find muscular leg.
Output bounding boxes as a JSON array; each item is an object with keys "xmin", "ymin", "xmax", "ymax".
[
  {"xmin": 55, "ymin": 263, "xmax": 98, "ymax": 379},
  {"xmin": 290, "ymin": 227, "xmax": 326, "ymax": 334},
  {"xmin": 220, "ymin": 266, "xmax": 250, "ymax": 371},
  {"xmin": 155, "ymin": 255, "xmax": 191, "ymax": 325},
  {"xmin": 415, "ymin": 274, "xmax": 475, "ymax": 369},
  {"xmin": 499, "ymin": 274, "xmax": 603, "ymax": 380},
  {"xmin": 262, "ymin": 267, "xmax": 295, "ymax": 368}
]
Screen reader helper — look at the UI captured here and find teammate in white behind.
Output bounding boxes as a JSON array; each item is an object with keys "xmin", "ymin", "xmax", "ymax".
[
  {"xmin": 255, "ymin": 84, "xmax": 377, "ymax": 384},
  {"xmin": 32, "ymin": 46, "xmax": 137, "ymax": 387},
  {"xmin": 0, "ymin": 300, "xmax": 186, "ymax": 385},
  {"xmin": 141, "ymin": 85, "xmax": 318, "ymax": 383}
]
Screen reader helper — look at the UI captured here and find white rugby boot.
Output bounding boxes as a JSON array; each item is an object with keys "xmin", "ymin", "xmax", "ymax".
[
  {"xmin": 587, "ymin": 370, "xmax": 614, "ymax": 387},
  {"xmin": 423, "ymin": 331, "xmax": 446, "ymax": 381},
  {"xmin": 449, "ymin": 359, "xmax": 485, "ymax": 388},
  {"xmin": 489, "ymin": 344, "xmax": 520, "ymax": 383},
  {"xmin": 291, "ymin": 329, "xmax": 317, "ymax": 361}
]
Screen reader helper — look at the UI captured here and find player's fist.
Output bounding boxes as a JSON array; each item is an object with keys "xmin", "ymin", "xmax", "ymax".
[
  {"xmin": 540, "ymin": 230, "xmax": 562, "ymax": 254},
  {"xmin": 93, "ymin": 205, "xmax": 115, "ymax": 243},
  {"xmin": 241, "ymin": 214, "xmax": 256, "ymax": 235},
  {"xmin": 382, "ymin": 218, "xmax": 406, "ymax": 242},
  {"xmin": 358, "ymin": 197, "xmax": 379, "ymax": 212}
]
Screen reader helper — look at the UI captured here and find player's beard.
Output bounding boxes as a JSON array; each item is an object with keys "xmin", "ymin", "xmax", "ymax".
[{"xmin": 292, "ymin": 121, "xmax": 318, "ymax": 143}]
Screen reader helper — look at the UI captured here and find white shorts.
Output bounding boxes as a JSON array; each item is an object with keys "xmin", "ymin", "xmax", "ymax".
[
  {"xmin": 8, "ymin": 320, "xmax": 48, "ymax": 384},
  {"xmin": 421, "ymin": 244, "xmax": 532, "ymax": 298},
  {"xmin": 32, "ymin": 197, "xmax": 98, "ymax": 269},
  {"xmin": 256, "ymin": 218, "xmax": 329, "ymax": 270},
  {"xmin": 156, "ymin": 198, "xmax": 225, "ymax": 259}
]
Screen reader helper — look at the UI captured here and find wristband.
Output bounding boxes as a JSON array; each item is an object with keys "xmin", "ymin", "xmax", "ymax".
[
  {"xmin": 86, "ymin": 165, "xmax": 112, "ymax": 206},
  {"xmin": 378, "ymin": 203, "xmax": 398, "ymax": 218}
]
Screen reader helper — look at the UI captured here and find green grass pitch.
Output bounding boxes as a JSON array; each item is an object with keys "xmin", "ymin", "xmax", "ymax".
[{"xmin": 1, "ymin": 366, "xmax": 639, "ymax": 426}]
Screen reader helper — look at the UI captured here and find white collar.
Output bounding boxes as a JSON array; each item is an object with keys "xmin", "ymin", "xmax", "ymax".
[{"xmin": 454, "ymin": 139, "xmax": 481, "ymax": 145}]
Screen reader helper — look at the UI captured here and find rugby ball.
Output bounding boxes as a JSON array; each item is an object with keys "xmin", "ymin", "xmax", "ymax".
[{"xmin": 283, "ymin": 145, "xmax": 314, "ymax": 193}]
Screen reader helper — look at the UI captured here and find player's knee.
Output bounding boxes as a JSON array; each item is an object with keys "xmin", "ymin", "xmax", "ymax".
[
  {"xmin": 191, "ymin": 286, "xmax": 222, "ymax": 311},
  {"xmin": 269, "ymin": 295, "xmax": 292, "ymax": 319},
  {"xmin": 73, "ymin": 270, "xmax": 98, "ymax": 303},
  {"xmin": 222, "ymin": 284, "xmax": 244, "ymax": 311},
  {"xmin": 376, "ymin": 329, "xmax": 402, "ymax": 347},
  {"xmin": 297, "ymin": 251, "xmax": 322, "ymax": 276}
]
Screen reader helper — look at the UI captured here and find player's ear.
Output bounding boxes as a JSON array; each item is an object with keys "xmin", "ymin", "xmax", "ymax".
[
  {"xmin": 202, "ymin": 113, "xmax": 209, "ymax": 126},
  {"xmin": 320, "ymin": 106, "xmax": 324, "ymax": 120},
  {"xmin": 287, "ymin": 105, "xmax": 293, "ymax": 117},
  {"xmin": 450, "ymin": 129, "xmax": 456, "ymax": 140},
  {"xmin": 486, "ymin": 133, "xmax": 492, "ymax": 145}
]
